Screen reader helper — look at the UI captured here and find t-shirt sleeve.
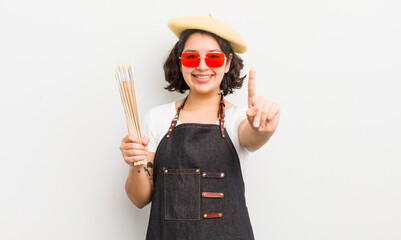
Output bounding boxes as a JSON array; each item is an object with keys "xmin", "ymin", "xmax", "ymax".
[
  {"xmin": 225, "ymin": 104, "xmax": 250, "ymax": 160},
  {"xmin": 236, "ymin": 104, "xmax": 248, "ymax": 130},
  {"xmin": 235, "ymin": 104, "xmax": 250, "ymax": 151},
  {"xmin": 141, "ymin": 109, "xmax": 158, "ymax": 153}
]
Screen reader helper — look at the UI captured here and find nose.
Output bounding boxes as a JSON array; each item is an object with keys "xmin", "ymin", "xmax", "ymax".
[{"xmin": 196, "ymin": 57, "xmax": 209, "ymax": 71}]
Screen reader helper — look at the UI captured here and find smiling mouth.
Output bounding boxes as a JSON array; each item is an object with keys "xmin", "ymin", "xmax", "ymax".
[{"xmin": 193, "ymin": 74, "xmax": 214, "ymax": 80}]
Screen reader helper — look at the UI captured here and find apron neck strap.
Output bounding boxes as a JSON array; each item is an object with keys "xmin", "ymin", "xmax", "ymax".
[
  {"xmin": 166, "ymin": 92, "xmax": 226, "ymax": 139},
  {"xmin": 218, "ymin": 92, "xmax": 226, "ymax": 138}
]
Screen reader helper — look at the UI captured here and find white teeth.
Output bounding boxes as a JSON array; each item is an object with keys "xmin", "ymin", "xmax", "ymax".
[{"xmin": 196, "ymin": 75, "xmax": 212, "ymax": 79}]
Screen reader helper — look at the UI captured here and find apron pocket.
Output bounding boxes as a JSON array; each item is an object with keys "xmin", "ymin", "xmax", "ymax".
[{"xmin": 163, "ymin": 168, "xmax": 200, "ymax": 220}]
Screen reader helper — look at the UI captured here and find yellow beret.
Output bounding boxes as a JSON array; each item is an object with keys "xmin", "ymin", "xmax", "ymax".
[{"xmin": 168, "ymin": 14, "xmax": 248, "ymax": 54}]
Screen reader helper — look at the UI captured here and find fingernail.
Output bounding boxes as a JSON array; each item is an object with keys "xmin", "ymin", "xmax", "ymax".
[
  {"xmin": 254, "ymin": 121, "xmax": 259, "ymax": 127},
  {"xmin": 258, "ymin": 126, "xmax": 263, "ymax": 131}
]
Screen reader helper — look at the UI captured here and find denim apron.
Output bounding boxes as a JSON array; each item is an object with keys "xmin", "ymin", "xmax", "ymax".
[{"xmin": 146, "ymin": 95, "xmax": 254, "ymax": 239}]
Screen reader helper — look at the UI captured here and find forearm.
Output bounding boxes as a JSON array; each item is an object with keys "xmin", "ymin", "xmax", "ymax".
[{"xmin": 125, "ymin": 164, "xmax": 154, "ymax": 209}]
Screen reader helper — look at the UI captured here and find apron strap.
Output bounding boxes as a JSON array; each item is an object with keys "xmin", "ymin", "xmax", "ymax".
[
  {"xmin": 166, "ymin": 96, "xmax": 187, "ymax": 139},
  {"xmin": 218, "ymin": 92, "xmax": 226, "ymax": 138},
  {"xmin": 166, "ymin": 93, "xmax": 226, "ymax": 139}
]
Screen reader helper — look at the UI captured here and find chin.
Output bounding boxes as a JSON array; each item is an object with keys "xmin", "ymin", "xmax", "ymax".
[{"xmin": 190, "ymin": 86, "xmax": 220, "ymax": 95}]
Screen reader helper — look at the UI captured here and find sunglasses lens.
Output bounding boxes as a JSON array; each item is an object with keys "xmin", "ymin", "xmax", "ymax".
[
  {"xmin": 205, "ymin": 53, "xmax": 225, "ymax": 68},
  {"xmin": 180, "ymin": 53, "xmax": 225, "ymax": 68},
  {"xmin": 180, "ymin": 53, "xmax": 200, "ymax": 67}
]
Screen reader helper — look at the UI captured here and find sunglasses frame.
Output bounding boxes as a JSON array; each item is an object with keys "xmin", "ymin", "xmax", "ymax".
[{"xmin": 179, "ymin": 52, "xmax": 227, "ymax": 68}]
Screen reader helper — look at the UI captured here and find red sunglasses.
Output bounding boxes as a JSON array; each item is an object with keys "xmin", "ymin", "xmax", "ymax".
[{"xmin": 179, "ymin": 52, "xmax": 226, "ymax": 68}]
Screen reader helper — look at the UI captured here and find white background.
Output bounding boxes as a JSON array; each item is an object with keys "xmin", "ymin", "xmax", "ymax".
[{"xmin": 1, "ymin": 0, "xmax": 400, "ymax": 239}]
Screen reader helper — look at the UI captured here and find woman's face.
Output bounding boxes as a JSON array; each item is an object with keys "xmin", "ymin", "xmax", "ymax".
[{"xmin": 181, "ymin": 33, "xmax": 231, "ymax": 96}]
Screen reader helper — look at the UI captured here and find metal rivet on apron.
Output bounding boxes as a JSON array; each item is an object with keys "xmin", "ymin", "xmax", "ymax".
[
  {"xmin": 203, "ymin": 214, "xmax": 207, "ymax": 218},
  {"xmin": 196, "ymin": 169, "xmax": 200, "ymax": 173},
  {"xmin": 202, "ymin": 193, "xmax": 206, "ymax": 197},
  {"xmin": 219, "ymin": 213, "xmax": 222, "ymax": 217},
  {"xmin": 164, "ymin": 169, "xmax": 168, "ymax": 173},
  {"xmin": 220, "ymin": 172, "xmax": 225, "ymax": 178},
  {"xmin": 220, "ymin": 193, "xmax": 224, "ymax": 197},
  {"xmin": 202, "ymin": 172, "xmax": 207, "ymax": 178}
]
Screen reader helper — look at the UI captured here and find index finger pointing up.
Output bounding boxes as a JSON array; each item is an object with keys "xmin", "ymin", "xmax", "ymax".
[{"xmin": 248, "ymin": 68, "xmax": 256, "ymax": 104}]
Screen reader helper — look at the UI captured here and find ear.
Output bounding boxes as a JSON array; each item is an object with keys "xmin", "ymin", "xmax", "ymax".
[{"xmin": 224, "ymin": 53, "xmax": 233, "ymax": 73}]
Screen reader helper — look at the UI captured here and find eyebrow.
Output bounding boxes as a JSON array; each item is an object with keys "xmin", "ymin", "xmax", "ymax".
[{"xmin": 183, "ymin": 49, "xmax": 223, "ymax": 53}]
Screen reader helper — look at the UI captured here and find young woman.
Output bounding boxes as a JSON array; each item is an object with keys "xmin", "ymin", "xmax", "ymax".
[{"xmin": 119, "ymin": 15, "xmax": 280, "ymax": 239}]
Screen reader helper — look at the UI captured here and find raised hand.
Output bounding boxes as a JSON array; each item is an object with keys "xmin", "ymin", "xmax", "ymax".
[{"xmin": 246, "ymin": 68, "xmax": 280, "ymax": 134}]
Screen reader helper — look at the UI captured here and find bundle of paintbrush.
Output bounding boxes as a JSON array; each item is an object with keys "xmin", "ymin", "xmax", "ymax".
[{"xmin": 115, "ymin": 60, "xmax": 146, "ymax": 166}]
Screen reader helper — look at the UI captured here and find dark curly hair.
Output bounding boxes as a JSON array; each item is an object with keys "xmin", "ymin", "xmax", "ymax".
[{"xmin": 163, "ymin": 29, "xmax": 246, "ymax": 96}]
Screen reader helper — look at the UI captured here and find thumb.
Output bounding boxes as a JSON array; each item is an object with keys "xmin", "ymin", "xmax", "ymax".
[{"xmin": 141, "ymin": 136, "xmax": 150, "ymax": 146}]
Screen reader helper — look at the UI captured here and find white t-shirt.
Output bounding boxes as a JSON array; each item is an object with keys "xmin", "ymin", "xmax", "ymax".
[{"xmin": 142, "ymin": 102, "xmax": 250, "ymax": 178}]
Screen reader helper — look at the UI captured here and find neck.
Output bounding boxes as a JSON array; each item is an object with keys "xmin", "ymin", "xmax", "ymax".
[{"xmin": 184, "ymin": 90, "xmax": 222, "ymax": 111}]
